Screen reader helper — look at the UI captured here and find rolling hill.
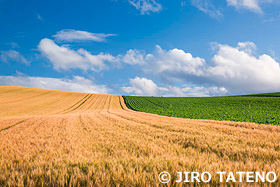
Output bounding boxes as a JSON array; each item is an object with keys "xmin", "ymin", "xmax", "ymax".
[{"xmin": 0, "ymin": 86, "xmax": 279, "ymax": 186}]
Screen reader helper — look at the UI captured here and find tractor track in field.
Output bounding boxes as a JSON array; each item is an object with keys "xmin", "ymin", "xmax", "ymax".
[{"xmin": 0, "ymin": 119, "xmax": 29, "ymax": 133}]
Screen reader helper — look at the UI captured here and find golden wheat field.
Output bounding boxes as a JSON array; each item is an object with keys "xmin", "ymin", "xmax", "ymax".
[{"xmin": 0, "ymin": 86, "xmax": 280, "ymax": 186}]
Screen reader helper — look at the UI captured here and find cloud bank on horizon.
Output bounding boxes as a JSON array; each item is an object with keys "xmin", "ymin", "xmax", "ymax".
[
  {"xmin": 1, "ymin": 0, "xmax": 280, "ymax": 97},
  {"xmin": 0, "ymin": 75, "xmax": 111, "ymax": 94},
  {"xmin": 1, "ymin": 31, "xmax": 279, "ymax": 96}
]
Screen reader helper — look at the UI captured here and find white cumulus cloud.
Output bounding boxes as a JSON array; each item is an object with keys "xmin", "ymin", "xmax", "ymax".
[
  {"xmin": 146, "ymin": 45, "xmax": 206, "ymax": 76},
  {"xmin": 237, "ymin": 41, "xmax": 257, "ymax": 55},
  {"xmin": 123, "ymin": 49, "xmax": 146, "ymax": 65},
  {"xmin": 207, "ymin": 42, "xmax": 280, "ymax": 93},
  {"xmin": 125, "ymin": 42, "xmax": 280, "ymax": 95},
  {"xmin": 122, "ymin": 77, "xmax": 160, "ymax": 96},
  {"xmin": 53, "ymin": 29, "xmax": 116, "ymax": 42},
  {"xmin": 125, "ymin": 45, "xmax": 206, "ymax": 82},
  {"xmin": 38, "ymin": 38, "xmax": 119, "ymax": 71},
  {"xmin": 0, "ymin": 75, "xmax": 111, "ymax": 94}
]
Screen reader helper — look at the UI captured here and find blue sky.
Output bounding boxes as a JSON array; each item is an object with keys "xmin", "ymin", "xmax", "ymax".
[{"xmin": 1, "ymin": 0, "xmax": 280, "ymax": 96}]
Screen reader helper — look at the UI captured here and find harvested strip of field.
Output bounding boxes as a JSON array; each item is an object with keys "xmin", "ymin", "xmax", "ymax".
[{"xmin": 0, "ymin": 86, "xmax": 280, "ymax": 186}]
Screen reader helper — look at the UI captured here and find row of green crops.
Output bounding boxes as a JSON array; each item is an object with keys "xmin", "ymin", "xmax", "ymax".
[{"xmin": 123, "ymin": 93, "xmax": 280, "ymax": 125}]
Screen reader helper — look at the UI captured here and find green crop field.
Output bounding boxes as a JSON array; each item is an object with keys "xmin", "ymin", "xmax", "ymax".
[{"xmin": 123, "ymin": 93, "xmax": 280, "ymax": 125}]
